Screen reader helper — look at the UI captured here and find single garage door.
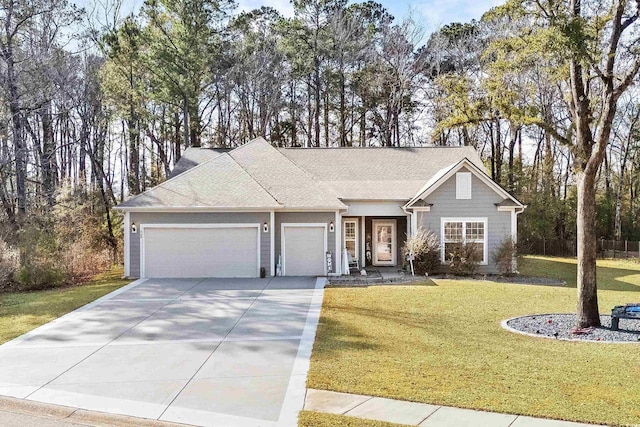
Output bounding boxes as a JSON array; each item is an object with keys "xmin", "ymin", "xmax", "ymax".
[
  {"xmin": 142, "ymin": 226, "xmax": 259, "ymax": 278},
  {"xmin": 283, "ymin": 225, "xmax": 326, "ymax": 276}
]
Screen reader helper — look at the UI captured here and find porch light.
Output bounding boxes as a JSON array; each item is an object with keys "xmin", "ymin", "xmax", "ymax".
[
  {"xmin": 131, "ymin": 222, "xmax": 137, "ymax": 234},
  {"xmin": 329, "ymin": 221, "xmax": 335, "ymax": 232},
  {"xmin": 263, "ymin": 222, "xmax": 269, "ymax": 233}
]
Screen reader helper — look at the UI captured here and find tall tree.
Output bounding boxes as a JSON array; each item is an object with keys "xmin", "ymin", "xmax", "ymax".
[{"xmin": 492, "ymin": 0, "xmax": 640, "ymax": 327}]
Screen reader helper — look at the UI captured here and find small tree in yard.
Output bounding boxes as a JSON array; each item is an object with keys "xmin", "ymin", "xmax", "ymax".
[
  {"xmin": 493, "ymin": 238, "xmax": 518, "ymax": 276},
  {"xmin": 402, "ymin": 228, "xmax": 440, "ymax": 275}
]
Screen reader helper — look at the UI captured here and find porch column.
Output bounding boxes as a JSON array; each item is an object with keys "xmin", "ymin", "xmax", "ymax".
[
  {"xmin": 335, "ymin": 210, "xmax": 342, "ymax": 275},
  {"xmin": 411, "ymin": 211, "xmax": 417, "ymax": 236},
  {"xmin": 361, "ymin": 216, "xmax": 366, "ymax": 268}
]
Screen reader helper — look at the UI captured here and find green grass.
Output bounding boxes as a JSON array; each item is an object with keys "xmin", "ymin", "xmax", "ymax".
[
  {"xmin": 299, "ymin": 411, "xmax": 411, "ymax": 427},
  {"xmin": 0, "ymin": 268, "xmax": 130, "ymax": 345},
  {"xmin": 307, "ymin": 256, "xmax": 640, "ymax": 426},
  {"xmin": 519, "ymin": 255, "xmax": 640, "ymax": 291}
]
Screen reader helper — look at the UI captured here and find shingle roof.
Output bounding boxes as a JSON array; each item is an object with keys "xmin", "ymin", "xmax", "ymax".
[
  {"xmin": 169, "ymin": 147, "xmax": 229, "ymax": 178},
  {"xmin": 117, "ymin": 152, "xmax": 281, "ymax": 209},
  {"xmin": 117, "ymin": 139, "xmax": 491, "ymax": 210},
  {"xmin": 229, "ymin": 139, "xmax": 347, "ymax": 209},
  {"xmin": 279, "ymin": 146, "xmax": 484, "ymax": 200}
]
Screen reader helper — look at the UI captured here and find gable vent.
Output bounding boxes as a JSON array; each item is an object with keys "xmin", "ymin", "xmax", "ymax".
[{"xmin": 456, "ymin": 172, "xmax": 472, "ymax": 199}]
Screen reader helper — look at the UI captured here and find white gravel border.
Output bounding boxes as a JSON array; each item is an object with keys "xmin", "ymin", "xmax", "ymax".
[{"xmin": 501, "ymin": 314, "xmax": 640, "ymax": 344}]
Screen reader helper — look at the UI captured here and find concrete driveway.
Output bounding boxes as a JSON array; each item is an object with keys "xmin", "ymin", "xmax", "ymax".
[{"xmin": 0, "ymin": 277, "xmax": 325, "ymax": 427}]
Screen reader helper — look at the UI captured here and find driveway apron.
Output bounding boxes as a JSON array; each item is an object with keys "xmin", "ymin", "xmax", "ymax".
[{"xmin": 0, "ymin": 276, "xmax": 326, "ymax": 427}]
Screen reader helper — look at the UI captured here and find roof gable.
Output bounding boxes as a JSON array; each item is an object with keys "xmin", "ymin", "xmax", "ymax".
[{"xmin": 404, "ymin": 158, "xmax": 523, "ymax": 209}]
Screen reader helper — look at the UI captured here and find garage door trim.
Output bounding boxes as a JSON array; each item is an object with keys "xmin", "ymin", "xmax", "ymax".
[
  {"xmin": 281, "ymin": 223, "xmax": 327, "ymax": 276},
  {"xmin": 140, "ymin": 223, "xmax": 261, "ymax": 278}
]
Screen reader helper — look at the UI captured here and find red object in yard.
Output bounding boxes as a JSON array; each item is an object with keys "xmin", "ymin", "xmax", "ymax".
[{"xmin": 547, "ymin": 319, "xmax": 552, "ymax": 323}]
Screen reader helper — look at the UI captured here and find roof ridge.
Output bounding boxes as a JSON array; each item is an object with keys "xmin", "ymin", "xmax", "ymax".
[
  {"xmin": 229, "ymin": 136, "xmax": 269, "ymax": 152},
  {"xmin": 119, "ymin": 150, "xmax": 226, "ymax": 206},
  {"xmin": 269, "ymin": 145, "xmax": 346, "ymax": 206},
  {"xmin": 225, "ymin": 152, "xmax": 283, "ymax": 206}
]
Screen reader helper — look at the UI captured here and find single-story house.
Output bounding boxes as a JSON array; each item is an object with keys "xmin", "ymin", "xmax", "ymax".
[{"xmin": 115, "ymin": 137, "xmax": 525, "ymax": 278}]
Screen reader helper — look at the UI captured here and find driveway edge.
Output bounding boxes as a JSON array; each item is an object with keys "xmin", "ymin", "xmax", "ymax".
[
  {"xmin": 1, "ymin": 278, "xmax": 148, "ymax": 349},
  {"xmin": 0, "ymin": 395, "xmax": 184, "ymax": 427},
  {"xmin": 277, "ymin": 277, "xmax": 327, "ymax": 427}
]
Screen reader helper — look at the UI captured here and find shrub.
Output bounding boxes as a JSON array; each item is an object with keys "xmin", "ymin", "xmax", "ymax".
[
  {"xmin": 492, "ymin": 238, "xmax": 518, "ymax": 276},
  {"xmin": 448, "ymin": 243, "xmax": 480, "ymax": 276},
  {"xmin": 402, "ymin": 228, "xmax": 441, "ymax": 275},
  {"xmin": 0, "ymin": 238, "xmax": 19, "ymax": 288}
]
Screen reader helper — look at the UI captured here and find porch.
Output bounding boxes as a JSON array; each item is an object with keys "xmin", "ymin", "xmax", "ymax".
[{"xmin": 341, "ymin": 215, "xmax": 408, "ymax": 273}]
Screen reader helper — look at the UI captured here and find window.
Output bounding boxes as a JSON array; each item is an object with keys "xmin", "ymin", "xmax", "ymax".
[
  {"xmin": 456, "ymin": 172, "xmax": 472, "ymax": 199},
  {"xmin": 442, "ymin": 218, "xmax": 486, "ymax": 264},
  {"xmin": 343, "ymin": 220, "xmax": 358, "ymax": 259}
]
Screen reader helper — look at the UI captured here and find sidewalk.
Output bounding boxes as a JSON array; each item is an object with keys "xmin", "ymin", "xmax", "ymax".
[{"xmin": 304, "ymin": 389, "xmax": 604, "ymax": 427}]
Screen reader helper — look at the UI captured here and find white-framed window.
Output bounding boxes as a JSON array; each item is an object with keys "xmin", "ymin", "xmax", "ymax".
[
  {"xmin": 456, "ymin": 172, "xmax": 472, "ymax": 199},
  {"xmin": 343, "ymin": 219, "xmax": 358, "ymax": 259},
  {"xmin": 441, "ymin": 218, "xmax": 487, "ymax": 264}
]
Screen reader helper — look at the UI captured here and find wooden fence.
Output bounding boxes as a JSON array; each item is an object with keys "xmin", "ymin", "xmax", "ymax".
[{"xmin": 519, "ymin": 238, "xmax": 640, "ymax": 259}]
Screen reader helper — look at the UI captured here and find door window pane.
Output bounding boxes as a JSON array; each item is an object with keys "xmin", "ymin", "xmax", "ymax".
[{"xmin": 376, "ymin": 225, "xmax": 393, "ymax": 262}]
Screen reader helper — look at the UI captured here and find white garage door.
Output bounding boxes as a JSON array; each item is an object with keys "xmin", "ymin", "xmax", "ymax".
[
  {"xmin": 283, "ymin": 226, "xmax": 325, "ymax": 276},
  {"xmin": 142, "ymin": 226, "xmax": 259, "ymax": 278}
]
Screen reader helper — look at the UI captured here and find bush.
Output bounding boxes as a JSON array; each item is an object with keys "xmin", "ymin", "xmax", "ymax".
[
  {"xmin": 448, "ymin": 243, "xmax": 480, "ymax": 276},
  {"xmin": 403, "ymin": 228, "xmax": 441, "ymax": 275},
  {"xmin": 0, "ymin": 238, "xmax": 19, "ymax": 288},
  {"xmin": 492, "ymin": 238, "xmax": 518, "ymax": 276},
  {"xmin": 2, "ymin": 187, "xmax": 118, "ymax": 292}
]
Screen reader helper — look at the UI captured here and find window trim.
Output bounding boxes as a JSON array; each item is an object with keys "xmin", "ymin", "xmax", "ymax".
[
  {"xmin": 440, "ymin": 217, "xmax": 488, "ymax": 265},
  {"xmin": 343, "ymin": 219, "xmax": 359, "ymax": 260}
]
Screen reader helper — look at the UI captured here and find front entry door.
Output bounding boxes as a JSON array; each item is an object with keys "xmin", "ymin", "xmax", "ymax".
[{"xmin": 372, "ymin": 220, "xmax": 396, "ymax": 266}]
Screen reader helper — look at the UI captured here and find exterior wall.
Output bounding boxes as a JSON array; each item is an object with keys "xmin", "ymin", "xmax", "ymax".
[
  {"xmin": 275, "ymin": 212, "xmax": 336, "ymax": 274},
  {"xmin": 364, "ymin": 216, "xmax": 407, "ymax": 268},
  {"xmin": 417, "ymin": 166, "xmax": 512, "ymax": 273},
  {"xmin": 129, "ymin": 211, "xmax": 271, "ymax": 278}
]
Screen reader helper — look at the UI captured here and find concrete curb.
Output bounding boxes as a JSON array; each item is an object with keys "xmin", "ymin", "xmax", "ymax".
[{"xmin": 0, "ymin": 395, "xmax": 187, "ymax": 427}]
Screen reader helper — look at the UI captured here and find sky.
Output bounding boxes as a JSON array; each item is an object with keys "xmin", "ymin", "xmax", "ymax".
[{"xmin": 83, "ymin": 0, "xmax": 504, "ymax": 29}]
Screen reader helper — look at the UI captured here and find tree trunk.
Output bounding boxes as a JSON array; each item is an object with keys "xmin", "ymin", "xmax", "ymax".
[
  {"xmin": 41, "ymin": 102, "xmax": 56, "ymax": 205},
  {"xmin": 575, "ymin": 170, "xmax": 601, "ymax": 328}
]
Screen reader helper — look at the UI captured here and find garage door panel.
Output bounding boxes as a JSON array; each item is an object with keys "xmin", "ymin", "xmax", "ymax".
[
  {"xmin": 283, "ymin": 226, "xmax": 325, "ymax": 276},
  {"xmin": 144, "ymin": 227, "xmax": 258, "ymax": 278}
]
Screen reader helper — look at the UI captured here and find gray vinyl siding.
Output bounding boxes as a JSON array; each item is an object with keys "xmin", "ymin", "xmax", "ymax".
[
  {"xmin": 129, "ymin": 212, "xmax": 271, "ymax": 278},
  {"xmin": 418, "ymin": 166, "xmax": 512, "ymax": 273},
  {"xmin": 275, "ymin": 212, "xmax": 336, "ymax": 274}
]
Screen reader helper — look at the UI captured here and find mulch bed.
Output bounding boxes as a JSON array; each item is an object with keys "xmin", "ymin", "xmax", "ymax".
[{"xmin": 504, "ymin": 313, "xmax": 640, "ymax": 343}]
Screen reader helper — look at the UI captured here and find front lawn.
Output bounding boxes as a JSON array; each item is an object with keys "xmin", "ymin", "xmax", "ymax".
[
  {"xmin": 299, "ymin": 411, "xmax": 410, "ymax": 427},
  {"xmin": 307, "ymin": 256, "xmax": 640, "ymax": 426},
  {"xmin": 0, "ymin": 268, "xmax": 130, "ymax": 345}
]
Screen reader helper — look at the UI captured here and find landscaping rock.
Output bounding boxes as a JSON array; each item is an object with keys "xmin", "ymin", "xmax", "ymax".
[{"xmin": 504, "ymin": 314, "xmax": 640, "ymax": 343}]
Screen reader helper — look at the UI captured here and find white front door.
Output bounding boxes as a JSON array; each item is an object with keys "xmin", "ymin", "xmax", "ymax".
[{"xmin": 372, "ymin": 220, "xmax": 396, "ymax": 266}]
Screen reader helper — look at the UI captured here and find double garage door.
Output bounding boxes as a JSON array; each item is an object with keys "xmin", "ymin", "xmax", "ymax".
[
  {"xmin": 141, "ymin": 224, "xmax": 326, "ymax": 278},
  {"xmin": 142, "ymin": 226, "xmax": 259, "ymax": 278}
]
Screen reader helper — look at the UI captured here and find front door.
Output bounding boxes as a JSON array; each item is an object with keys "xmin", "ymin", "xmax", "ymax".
[{"xmin": 372, "ymin": 220, "xmax": 396, "ymax": 266}]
